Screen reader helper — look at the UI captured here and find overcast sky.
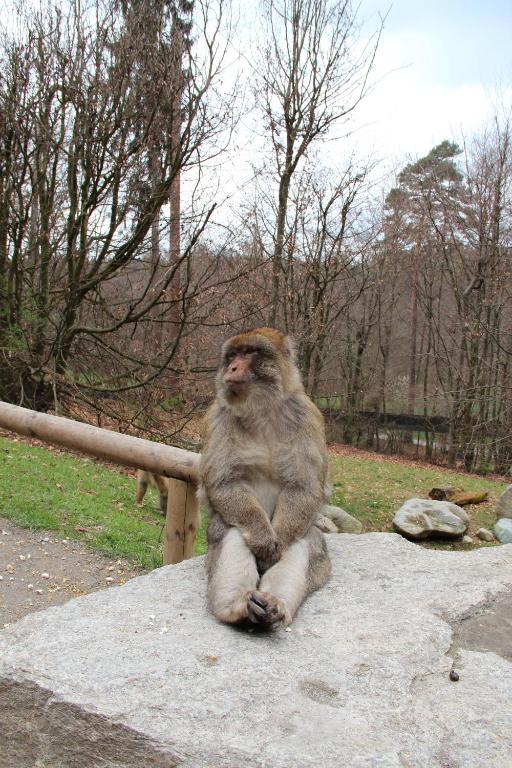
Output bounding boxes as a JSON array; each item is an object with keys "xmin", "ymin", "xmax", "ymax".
[
  {"xmin": 208, "ymin": 0, "xmax": 512, "ymax": 216},
  {"xmin": 351, "ymin": 0, "xmax": 512, "ymax": 161}
]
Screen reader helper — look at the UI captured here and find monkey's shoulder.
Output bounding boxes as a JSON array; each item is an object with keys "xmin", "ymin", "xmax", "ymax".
[{"xmin": 283, "ymin": 393, "xmax": 325, "ymax": 439}]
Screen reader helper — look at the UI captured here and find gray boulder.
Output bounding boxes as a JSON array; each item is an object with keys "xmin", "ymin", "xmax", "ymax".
[
  {"xmin": 496, "ymin": 485, "xmax": 512, "ymax": 519},
  {"xmin": 1, "ymin": 535, "xmax": 512, "ymax": 768},
  {"xmin": 322, "ymin": 504, "xmax": 363, "ymax": 533},
  {"xmin": 495, "ymin": 518, "xmax": 512, "ymax": 544},
  {"xmin": 393, "ymin": 497, "xmax": 469, "ymax": 540}
]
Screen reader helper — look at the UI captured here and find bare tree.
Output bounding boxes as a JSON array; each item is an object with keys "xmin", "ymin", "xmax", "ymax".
[
  {"xmin": 256, "ymin": 0, "xmax": 381, "ymax": 325},
  {"xmin": 0, "ymin": 0, "xmax": 231, "ymax": 417}
]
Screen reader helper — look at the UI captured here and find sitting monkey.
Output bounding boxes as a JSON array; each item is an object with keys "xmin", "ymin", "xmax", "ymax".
[
  {"xmin": 135, "ymin": 470, "xmax": 168, "ymax": 514},
  {"xmin": 199, "ymin": 327, "xmax": 331, "ymax": 630}
]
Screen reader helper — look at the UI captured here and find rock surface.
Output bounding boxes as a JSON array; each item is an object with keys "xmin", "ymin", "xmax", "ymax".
[
  {"xmin": 322, "ymin": 504, "xmax": 363, "ymax": 533},
  {"xmin": 494, "ymin": 517, "xmax": 512, "ymax": 544},
  {"xmin": 393, "ymin": 497, "xmax": 468, "ymax": 540},
  {"xmin": 496, "ymin": 484, "xmax": 512, "ymax": 519},
  {"xmin": 1, "ymin": 534, "xmax": 512, "ymax": 768}
]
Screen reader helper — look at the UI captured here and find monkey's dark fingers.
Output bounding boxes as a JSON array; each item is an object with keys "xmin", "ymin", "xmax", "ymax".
[
  {"xmin": 247, "ymin": 591, "xmax": 287, "ymax": 630},
  {"xmin": 250, "ymin": 593, "xmax": 268, "ymax": 610}
]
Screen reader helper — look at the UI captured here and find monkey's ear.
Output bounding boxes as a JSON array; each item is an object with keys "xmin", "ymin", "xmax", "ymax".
[{"xmin": 283, "ymin": 335, "xmax": 297, "ymax": 362}]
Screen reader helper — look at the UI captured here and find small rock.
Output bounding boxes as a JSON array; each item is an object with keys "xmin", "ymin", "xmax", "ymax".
[
  {"xmin": 476, "ymin": 528, "xmax": 495, "ymax": 542},
  {"xmin": 6, "ymin": 564, "xmax": 15, "ymax": 573},
  {"xmin": 315, "ymin": 514, "xmax": 339, "ymax": 534},
  {"xmin": 393, "ymin": 498, "xmax": 468, "ymax": 541},
  {"xmin": 496, "ymin": 485, "xmax": 512, "ymax": 519},
  {"xmin": 105, "ymin": 577, "xmax": 114, "ymax": 583},
  {"xmin": 494, "ymin": 518, "xmax": 512, "ymax": 544},
  {"xmin": 41, "ymin": 572, "xmax": 50, "ymax": 579},
  {"xmin": 27, "ymin": 584, "xmax": 34, "ymax": 590},
  {"xmin": 1, "ymin": 530, "xmax": 9, "ymax": 535},
  {"xmin": 449, "ymin": 670, "xmax": 459, "ymax": 682},
  {"xmin": 19, "ymin": 554, "xmax": 26, "ymax": 561},
  {"xmin": 107, "ymin": 565, "xmax": 115, "ymax": 572},
  {"xmin": 35, "ymin": 589, "xmax": 43, "ymax": 595},
  {"xmin": 462, "ymin": 535, "xmax": 473, "ymax": 544},
  {"xmin": 322, "ymin": 505, "xmax": 363, "ymax": 534},
  {"xmin": 0, "ymin": 575, "xmax": 3, "ymax": 581}
]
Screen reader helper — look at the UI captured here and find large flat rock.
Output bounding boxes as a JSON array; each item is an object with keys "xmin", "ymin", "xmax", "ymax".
[{"xmin": 1, "ymin": 534, "xmax": 512, "ymax": 768}]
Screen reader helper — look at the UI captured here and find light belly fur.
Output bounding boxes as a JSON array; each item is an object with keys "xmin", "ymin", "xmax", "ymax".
[{"xmin": 250, "ymin": 476, "xmax": 280, "ymax": 519}]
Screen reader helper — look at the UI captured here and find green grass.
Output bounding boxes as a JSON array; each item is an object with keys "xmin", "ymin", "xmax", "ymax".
[
  {"xmin": 0, "ymin": 435, "xmax": 208, "ymax": 569},
  {"xmin": 0, "ymin": 435, "xmax": 506, "ymax": 567},
  {"xmin": 329, "ymin": 453, "xmax": 506, "ymax": 549}
]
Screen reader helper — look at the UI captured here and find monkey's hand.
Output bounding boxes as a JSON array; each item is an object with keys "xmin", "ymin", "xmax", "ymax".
[{"xmin": 243, "ymin": 528, "xmax": 282, "ymax": 575}]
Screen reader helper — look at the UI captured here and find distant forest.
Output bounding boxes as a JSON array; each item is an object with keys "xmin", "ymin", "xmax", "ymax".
[{"xmin": 1, "ymin": 0, "xmax": 511, "ymax": 473}]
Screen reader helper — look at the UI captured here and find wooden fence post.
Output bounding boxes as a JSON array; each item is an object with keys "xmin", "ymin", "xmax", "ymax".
[{"xmin": 164, "ymin": 479, "xmax": 199, "ymax": 565}]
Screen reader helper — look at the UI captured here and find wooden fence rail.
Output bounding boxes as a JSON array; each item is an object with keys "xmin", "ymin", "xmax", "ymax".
[{"xmin": 0, "ymin": 402, "xmax": 201, "ymax": 565}]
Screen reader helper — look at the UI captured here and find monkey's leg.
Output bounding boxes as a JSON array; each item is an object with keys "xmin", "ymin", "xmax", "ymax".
[
  {"xmin": 207, "ymin": 521, "xmax": 259, "ymax": 625},
  {"xmin": 135, "ymin": 472, "xmax": 148, "ymax": 507},
  {"xmin": 257, "ymin": 526, "xmax": 331, "ymax": 628},
  {"xmin": 158, "ymin": 491, "xmax": 168, "ymax": 515}
]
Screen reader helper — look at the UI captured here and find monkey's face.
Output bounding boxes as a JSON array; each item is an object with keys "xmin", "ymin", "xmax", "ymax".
[
  {"xmin": 220, "ymin": 346, "xmax": 266, "ymax": 402},
  {"xmin": 216, "ymin": 328, "xmax": 303, "ymax": 409},
  {"xmin": 218, "ymin": 334, "xmax": 282, "ymax": 404}
]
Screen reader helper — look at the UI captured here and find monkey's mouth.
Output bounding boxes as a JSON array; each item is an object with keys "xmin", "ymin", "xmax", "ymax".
[{"xmin": 225, "ymin": 382, "xmax": 248, "ymax": 398}]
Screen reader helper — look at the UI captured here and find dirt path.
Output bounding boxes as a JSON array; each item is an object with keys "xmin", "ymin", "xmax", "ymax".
[{"xmin": 0, "ymin": 516, "xmax": 145, "ymax": 627}]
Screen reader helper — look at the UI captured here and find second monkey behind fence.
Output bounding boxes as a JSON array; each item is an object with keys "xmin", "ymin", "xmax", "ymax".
[{"xmin": 136, "ymin": 470, "xmax": 168, "ymax": 515}]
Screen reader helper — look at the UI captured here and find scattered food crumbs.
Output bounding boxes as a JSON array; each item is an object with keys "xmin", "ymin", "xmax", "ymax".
[{"xmin": 0, "ymin": 516, "xmax": 145, "ymax": 624}]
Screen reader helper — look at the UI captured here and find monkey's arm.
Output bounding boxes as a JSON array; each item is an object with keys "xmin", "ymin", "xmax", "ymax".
[
  {"xmin": 271, "ymin": 436, "xmax": 326, "ymax": 550},
  {"xmin": 271, "ymin": 485, "xmax": 324, "ymax": 550},
  {"xmin": 205, "ymin": 483, "xmax": 281, "ymax": 571}
]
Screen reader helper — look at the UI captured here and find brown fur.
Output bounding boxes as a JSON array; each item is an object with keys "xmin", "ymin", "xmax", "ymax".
[
  {"xmin": 199, "ymin": 328, "xmax": 331, "ymax": 630},
  {"xmin": 135, "ymin": 470, "xmax": 168, "ymax": 514}
]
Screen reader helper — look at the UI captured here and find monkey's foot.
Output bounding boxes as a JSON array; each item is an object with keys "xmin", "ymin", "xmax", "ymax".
[{"xmin": 247, "ymin": 591, "xmax": 291, "ymax": 630}]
